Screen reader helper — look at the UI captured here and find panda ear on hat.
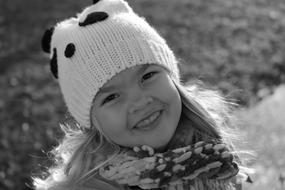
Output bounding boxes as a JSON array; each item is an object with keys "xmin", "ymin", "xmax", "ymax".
[
  {"xmin": 80, "ymin": 0, "xmax": 132, "ymax": 23},
  {"xmin": 93, "ymin": 0, "xmax": 101, "ymax": 4},
  {"xmin": 41, "ymin": 26, "xmax": 58, "ymax": 79},
  {"xmin": 41, "ymin": 26, "xmax": 55, "ymax": 53}
]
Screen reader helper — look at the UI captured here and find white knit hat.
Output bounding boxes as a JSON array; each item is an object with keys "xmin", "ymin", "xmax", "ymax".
[{"xmin": 42, "ymin": 0, "xmax": 179, "ymax": 129}]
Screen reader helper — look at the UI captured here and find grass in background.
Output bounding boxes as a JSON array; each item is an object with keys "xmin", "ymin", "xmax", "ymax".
[{"xmin": 0, "ymin": 0, "xmax": 284, "ymax": 189}]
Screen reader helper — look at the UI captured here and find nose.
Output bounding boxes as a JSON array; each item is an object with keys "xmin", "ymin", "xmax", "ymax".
[{"xmin": 128, "ymin": 96, "xmax": 154, "ymax": 114}]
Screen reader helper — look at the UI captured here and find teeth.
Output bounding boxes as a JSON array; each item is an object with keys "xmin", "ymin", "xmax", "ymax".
[{"xmin": 136, "ymin": 111, "xmax": 160, "ymax": 128}]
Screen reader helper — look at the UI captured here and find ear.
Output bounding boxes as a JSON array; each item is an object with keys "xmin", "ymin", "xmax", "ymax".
[{"xmin": 41, "ymin": 26, "xmax": 55, "ymax": 53}]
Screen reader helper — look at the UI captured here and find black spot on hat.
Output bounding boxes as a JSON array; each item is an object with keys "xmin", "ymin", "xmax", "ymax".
[
  {"xmin": 93, "ymin": 0, "xmax": 101, "ymax": 4},
  {"xmin": 79, "ymin": 12, "xmax": 108, "ymax": 27},
  {"xmin": 65, "ymin": 43, "xmax": 76, "ymax": 58},
  {"xmin": 50, "ymin": 48, "xmax": 58, "ymax": 79},
  {"xmin": 41, "ymin": 26, "xmax": 55, "ymax": 53}
]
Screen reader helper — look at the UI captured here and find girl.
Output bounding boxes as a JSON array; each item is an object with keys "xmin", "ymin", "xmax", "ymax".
[{"xmin": 34, "ymin": 0, "xmax": 251, "ymax": 189}]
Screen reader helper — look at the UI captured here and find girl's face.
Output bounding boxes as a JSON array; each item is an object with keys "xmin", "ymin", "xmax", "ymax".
[{"xmin": 91, "ymin": 64, "xmax": 181, "ymax": 149}]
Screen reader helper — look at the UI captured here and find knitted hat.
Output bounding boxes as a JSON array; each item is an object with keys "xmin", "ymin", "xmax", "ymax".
[{"xmin": 42, "ymin": 0, "xmax": 179, "ymax": 129}]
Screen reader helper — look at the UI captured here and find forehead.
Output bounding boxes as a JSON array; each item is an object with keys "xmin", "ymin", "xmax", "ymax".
[
  {"xmin": 113, "ymin": 64, "xmax": 148, "ymax": 80},
  {"xmin": 96, "ymin": 64, "xmax": 166, "ymax": 94},
  {"xmin": 96, "ymin": 64, "xmax": 149, "ymax": 94},
  {"xmin": 104, "ymin": 64, "xmax": 151, "ymax": 85}
]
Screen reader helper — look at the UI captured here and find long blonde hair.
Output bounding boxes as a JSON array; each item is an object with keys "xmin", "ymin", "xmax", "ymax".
[
  {"xmin": 175, "ymin": 81, "xmax": 243, "ymax": 153},
  {"xmin": 33, "ymin": 79, "xmax": 250, "ymax": 189},
  {"xmin": 33, "ymin": 118, "xmax": 121, "ymax": 189}
]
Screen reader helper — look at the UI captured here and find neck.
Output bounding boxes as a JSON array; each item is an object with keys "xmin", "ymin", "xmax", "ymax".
[{"xmin": 163, "ymin": 114, "xmax": 195, "ymax": 150}]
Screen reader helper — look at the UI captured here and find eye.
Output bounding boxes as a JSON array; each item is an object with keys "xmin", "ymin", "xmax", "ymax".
[
  {"xmin": 142, "ymin": 71, "xmax": 158, "ymax": 82},
  {"xmin": 102, "ymin": 93, "xmax": 119, "ymax": 105}
]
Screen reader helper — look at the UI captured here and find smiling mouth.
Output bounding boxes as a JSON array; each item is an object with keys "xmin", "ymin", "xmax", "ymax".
[{"xmin": 134, "ymin": 110, "xmax": 162, "ymax": 129}]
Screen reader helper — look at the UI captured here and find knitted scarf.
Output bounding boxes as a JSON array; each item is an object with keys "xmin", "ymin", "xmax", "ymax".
[{"xmin": 98, "ymin": 123, "xmax": 240, "ymax": 190}]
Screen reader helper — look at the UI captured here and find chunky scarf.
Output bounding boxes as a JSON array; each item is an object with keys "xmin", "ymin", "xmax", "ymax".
[{"xmin": 98, "ymin": 125, "xmax": 240, "ymax": 190}]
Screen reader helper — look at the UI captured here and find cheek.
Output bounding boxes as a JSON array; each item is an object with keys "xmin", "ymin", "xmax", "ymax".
[
  {"xmin": 161, "ymin": 78, "xmax": 182, "ymax": 118},
  {"xmin": 158, "ymin": 77, "xmax": 180, "ymax": 103},
  {"xmin": 170, "ymin": 87, "xmax": 182, "ymax": 120},
  {"xmin": 92, "ymin": 107, "xmax": 127, "ymax": 137}
]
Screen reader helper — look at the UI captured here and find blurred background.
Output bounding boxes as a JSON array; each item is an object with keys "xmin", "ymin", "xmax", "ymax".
[{"xmin": 0, "ymin": 0, "xmax": 284, "ymax": 189}]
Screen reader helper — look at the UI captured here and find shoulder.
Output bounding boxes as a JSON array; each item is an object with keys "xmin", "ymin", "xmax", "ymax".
[
  {"xmin": 75, "ymin": 175, "xmax": 127, "ymax": 190},
  {"xmin": 39, "ymin": 177, "xmax": 125, "ymax": 190},
  {"xmin": 45, "ymin": 183, "xmax": 124, "ymax": 190}
]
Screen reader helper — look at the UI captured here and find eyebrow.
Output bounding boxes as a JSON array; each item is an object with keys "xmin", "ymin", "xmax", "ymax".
[{"xmin": 97, "ymin": 64, "xmax": 150, "ymax": 96}]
